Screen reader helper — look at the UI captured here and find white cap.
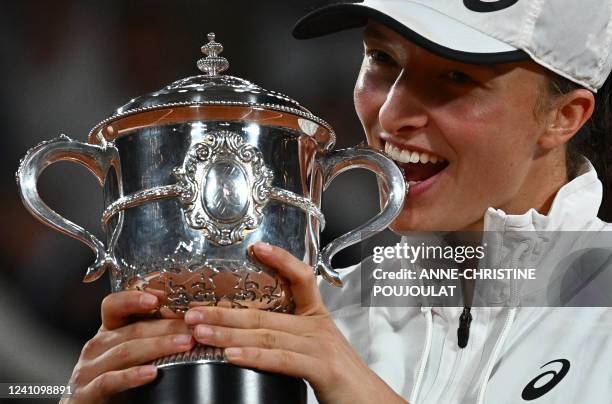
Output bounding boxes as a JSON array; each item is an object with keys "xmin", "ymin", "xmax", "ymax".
[{"xmin": 294, "ymin": 0, "xmax": 612, "ymax": 92}]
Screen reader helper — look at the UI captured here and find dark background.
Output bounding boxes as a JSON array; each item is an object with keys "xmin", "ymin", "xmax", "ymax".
[{"xmin": 0, "ymin": 0, "xmax": 397, "ymax": 394}]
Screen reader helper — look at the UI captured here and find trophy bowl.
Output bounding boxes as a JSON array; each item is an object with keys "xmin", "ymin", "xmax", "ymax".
[{"xmin": 16, "ymin": 33, "xmax": 406, "ymax": 404}]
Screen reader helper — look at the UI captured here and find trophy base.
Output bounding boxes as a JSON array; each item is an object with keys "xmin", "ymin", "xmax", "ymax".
[{"xmin": 110, "ymin": 362, "xmax": 307, "ymax": 404}]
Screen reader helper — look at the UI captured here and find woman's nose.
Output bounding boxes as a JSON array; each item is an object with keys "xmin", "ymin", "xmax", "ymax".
[{"xmin": 378, "ymin": 74, "xmax": 429, "ymax": 136}]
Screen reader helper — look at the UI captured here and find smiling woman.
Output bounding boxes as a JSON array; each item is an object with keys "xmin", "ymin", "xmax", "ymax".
[
  {"xmin": 290, "ymin": 1, "xmax": 612, "ymax": 403},
  {"xmin": 63, "ymin": 1, "xmax": 612, "ymax": 404},
  {"xmin": 354, "ymin": 21, "xmax": 593, "ymax": 232}
]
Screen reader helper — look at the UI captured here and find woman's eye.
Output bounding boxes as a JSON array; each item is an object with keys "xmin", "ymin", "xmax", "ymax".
[
  {"xmin": 365, "ymin": 49, "xmax": 395, "ymax": 66},
  {"xmin": 444, "ymin": 70, "xmax": 475, "ymax": 84}
]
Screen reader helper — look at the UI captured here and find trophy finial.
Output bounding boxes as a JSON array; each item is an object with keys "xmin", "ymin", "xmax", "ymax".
[{"xmin": 197, "ymin": 32, "xmax": 229, "ymax": 76}]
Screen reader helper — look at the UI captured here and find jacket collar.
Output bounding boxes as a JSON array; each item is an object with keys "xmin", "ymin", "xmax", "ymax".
[
  {"xmin": 484, "ymin": 159, "xmax": 601, "ymax": 232},
  {"xmin": 399, "ymin": 159, "xmax": 603, "ymax": 308},
  {"xmin": 481, "ymin": 159, "xmax": 603, "ymax": 306}
]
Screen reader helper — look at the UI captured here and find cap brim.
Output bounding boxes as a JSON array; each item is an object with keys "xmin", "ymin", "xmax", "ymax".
[{"xmin": 293, "ymin": 1, "xmax": 530, "ymax": 65}]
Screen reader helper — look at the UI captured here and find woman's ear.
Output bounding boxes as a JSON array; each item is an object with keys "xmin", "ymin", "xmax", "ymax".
[{"xmin": 538, "ymin": 88, "xmax": 595, "ymax": 149}]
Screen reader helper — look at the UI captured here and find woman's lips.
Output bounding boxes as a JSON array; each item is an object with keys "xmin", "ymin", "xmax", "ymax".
[{"xmin": 404, "ymin": 165, "xmax": 447, "ymax": 197}]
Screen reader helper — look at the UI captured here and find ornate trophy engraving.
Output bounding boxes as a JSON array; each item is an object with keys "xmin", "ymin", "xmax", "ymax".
[
  {"xmin": 16, "ymin": 33, "xmax": 406, "ymax": 404},
  {"xmin": 174, "ymin": 130, "xmax": 274, "ymax": 245}
]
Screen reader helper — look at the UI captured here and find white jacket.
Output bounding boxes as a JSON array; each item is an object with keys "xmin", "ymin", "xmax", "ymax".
[{"xmin": 309, "ymin": 162, "xmax": 612, "ymax": 403}]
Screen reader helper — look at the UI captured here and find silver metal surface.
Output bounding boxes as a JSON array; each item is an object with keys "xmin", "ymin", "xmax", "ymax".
[
  {"xmin": 268, "ymin": 187, "xmax": 325, "ymax": 229},
  {"xmin": 153, "ymin": 345, "xmax": 225, "ymax": 368},
  {"xmin": 15, "ymin": 33, "xmax": 406, "ymax": 368},
  {"xmin": 197, "ymin": 33, "xmax": 229, "ymax": 76},
  {"xmin": 101, "ymin": 185, "xmax": 326, "ymax": 232},
  {"xmin": 100, "ymin": 131, "xmax": 326, "ymax": 236},
  {"xmin": 89, "ymin": 98, "xmax": 336, "ymax": 151},
  {"xmin": 316, "ymin": 146, "xmax": 406, "ymax": 286},
  {"xmin": 174, "ymin": 130, "xmax": 274, "ymax": 245},
  {"xmin": 89, "ymin": 32, "xmax": 336, "ymax": 150},
  {"xmin": 16, "ymin": 134, "xmax": 121, "ymax": 283},
  {"xmin": 101, "ymin": 176, "xmax": 326, "ymax": 234},
  {"xmin": 101, "ymin": 184, "xmax": 184, "ymax": 228},
  {"xmin": 16, "ymin": 122, "xmax": 404, "ymax": 304}
]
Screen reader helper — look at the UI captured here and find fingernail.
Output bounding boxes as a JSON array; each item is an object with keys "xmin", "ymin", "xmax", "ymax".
[
  {"xmin": 140, "ymin": 294, "xmax": 158, "ymax": 307},
  {"xmin": 195, "ymin": 325, "xmax": 214, "ymax": 338},
  {"xmin": 138, "ymin": 365, "xmax": 157, "ymax": 377},
  {"xmin": 224, "ymin": 348, "xmax": 242, "ymax": 359},
  {"xmin": 173, "ymin": 334, "xmax": 193, "ymax": 346},
  {"xmin": 255, "ymin": 241, "xmax": 273, "ymax": 254},
  {"xmin": 184, "ymin": 311, "xmax": 203, "ymax": 323}
]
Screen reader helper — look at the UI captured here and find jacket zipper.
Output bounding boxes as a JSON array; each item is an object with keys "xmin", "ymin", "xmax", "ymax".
[{"xmin": 457, "ymin": 306, "xmax": 472, "ymax": 348}]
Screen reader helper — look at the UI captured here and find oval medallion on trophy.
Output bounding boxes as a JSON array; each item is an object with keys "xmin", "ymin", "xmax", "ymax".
[{"xmin": 203, "ymin": 160, "xmax": 250, "ymax": 223}]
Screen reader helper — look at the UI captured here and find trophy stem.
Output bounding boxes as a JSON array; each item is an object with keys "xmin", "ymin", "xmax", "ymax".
[{"xmin": 110, "ymin": 361, "xmax": 307, "ymax": 404}]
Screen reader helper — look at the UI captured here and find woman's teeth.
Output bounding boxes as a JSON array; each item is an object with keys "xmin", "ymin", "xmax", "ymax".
[{"xmin": 384, "ymin": 142, "xmax": 446, "ymax": 165}]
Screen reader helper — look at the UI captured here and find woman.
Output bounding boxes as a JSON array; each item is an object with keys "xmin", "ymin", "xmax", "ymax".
[{"xmin": 62, "ymin": 1, "xmax": 612, "ymax": 403}]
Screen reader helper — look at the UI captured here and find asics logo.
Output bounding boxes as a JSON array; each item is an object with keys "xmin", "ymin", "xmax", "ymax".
[
  {"xmin": 521, "ymin": 359, "xmax": 570, "ymax": 401},
  {"xmin": 464, "ymin": 0, "xmax": 519, "ymax": 12}
]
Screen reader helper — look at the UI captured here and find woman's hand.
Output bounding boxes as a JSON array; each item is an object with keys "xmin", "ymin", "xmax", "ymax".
[
  {"xmin": 61, "ymin": 291, "xmax": 195, "ymax": 403},
  {"xmin": 184, "ymin": 242, "xmax": 407, "ymax": 404}
]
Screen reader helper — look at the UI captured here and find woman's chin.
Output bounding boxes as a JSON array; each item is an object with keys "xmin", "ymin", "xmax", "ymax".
[
  {"xmin": 388, "ymin": 215, "xmax": 430, "ymax": 233},
  {"xmin": 388, "ymin": 208, "xmax": 457, "ymax": 233}
]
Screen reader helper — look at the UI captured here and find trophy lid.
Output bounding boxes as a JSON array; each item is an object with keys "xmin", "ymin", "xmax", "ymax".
[{"xmin": 89, "ymin": 33, "xmax": 335, "ymax": 149}]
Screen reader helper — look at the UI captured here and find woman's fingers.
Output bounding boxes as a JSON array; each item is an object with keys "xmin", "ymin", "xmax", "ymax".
[
  {"xmin": 191, "ymin": 324, "xmax": 318, "ymax": 355},
  {"xmin": 185, "ymin": 306, "xmax": 322, "ymax": 334},
  {"xmin": 100, "ymin": 291, "xmax": 159, "ymax": 331},
  {"xmin": 70, "ymin": 365, "xmax": 157, "ymax": 403},
  {"xmin": 223, "ymin": 347, "xmax": 328, "ymax": 387},
  {"xmin": 78, "ymin": 334, "xmax": 194, "ymax": 385},
  {"xmin": 67, "ymin": 291, "xmax": 196, "ymax": 403},
  {"xmin": 80, "ymin": 319, "xmax": 190, "ymax": 360},
  {"xmin": 251, "ymin": 242, "xmax": 324, "ymax": 314}
]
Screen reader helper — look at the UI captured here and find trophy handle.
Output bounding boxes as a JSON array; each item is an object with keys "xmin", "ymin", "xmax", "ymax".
[
  {"xmin": 16, "ymin": 135, "xmax": 120, "ymax": 282},
  {"xmin": 316, "ymin": 145, "xmax": 406, "ymax": 287}
]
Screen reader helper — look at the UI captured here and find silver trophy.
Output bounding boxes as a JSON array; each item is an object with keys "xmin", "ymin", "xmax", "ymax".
[{"xmin": 16, "ymin": 34, "xmax": 405, "ymax": 403}]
